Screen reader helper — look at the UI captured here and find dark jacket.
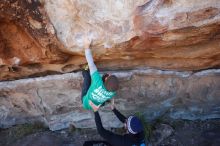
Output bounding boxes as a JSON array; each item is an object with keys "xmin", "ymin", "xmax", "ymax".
[{"xmin": 94, "ymin": 108, "xmax": 145, "ymax": 146}]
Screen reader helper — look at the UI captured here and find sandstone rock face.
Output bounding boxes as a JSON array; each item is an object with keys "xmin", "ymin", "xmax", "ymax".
[
  {"xmin": 0, "ymin": 0, "xmax": 72, "ymax": 81},
  {"xmin": 0, "ymin": 69, "xmax": 219, "ymax": 131},
  {"xmin": 0, "ymin": 0, "xmax": 220, "ymax": 80},
  {"xmin": 0, "ymin": 0, "xmax": 220, "ymax": 133}
]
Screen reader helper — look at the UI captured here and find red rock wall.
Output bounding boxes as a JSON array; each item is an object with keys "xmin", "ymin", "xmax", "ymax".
[{"xmin": 0, "ymin": 0, "xmax": 220, "ymax": 81}]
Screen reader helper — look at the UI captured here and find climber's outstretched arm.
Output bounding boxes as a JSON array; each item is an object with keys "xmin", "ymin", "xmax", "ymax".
[
  {"xmin": 85, "ymin": 48, "xmax": 97, "ymax": 75},
  {"xmin": 83, "ymin": 37, "xmax": 97, "ymax": 75},
  {"xmin": 111, "ymin": 99, "xmax": 126, "ymax": 123},
  {"xmin": 112, "ymin": 108, "xmax": 127, "ymax": 123}
]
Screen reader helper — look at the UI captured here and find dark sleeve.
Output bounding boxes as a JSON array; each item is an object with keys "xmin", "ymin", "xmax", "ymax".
[
  {"xmin": 94, "ymin": 111, "xmax": 130, "ymax": 146},
  {"xmin": 112, "ymin": 108, "xmax": 127, "ymax": 123}
]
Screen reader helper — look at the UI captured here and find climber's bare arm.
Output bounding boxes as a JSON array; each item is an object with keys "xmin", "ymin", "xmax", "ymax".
[
  {"xmin": 84, "ymin": 38, "xmax": 97, "ymax": 75},
  {"xmin": 85, "ymin": 48, "xmax": 97, "ymax": 75}
]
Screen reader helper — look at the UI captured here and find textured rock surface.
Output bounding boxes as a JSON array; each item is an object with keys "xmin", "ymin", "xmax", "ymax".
[
  {"xmin": 161, "ymin": 120, "xmax": 220, "ymax": 146},
  {"xmin": 0, "ymin": 0, "xmax": 220, "ymax": 80},
  {"xmin": 151, "ymin": 124, "xmax": 174, "ymax": 145},
  {"xmin": 0, "ymin": 0, "xmax": 220, "ymax": 136},
  {"xmin": 0, "ymin": 0, "xmax": 73, "ymax": 81},
  {"xmin": 0, "ymin": 69, "xmax": 219, "ymax": 131}
]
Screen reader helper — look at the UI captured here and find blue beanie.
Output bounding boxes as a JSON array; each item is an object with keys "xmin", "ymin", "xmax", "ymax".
[{"xmin": 127, "ymin": 116, "xmax": 144, "ymax": 134}]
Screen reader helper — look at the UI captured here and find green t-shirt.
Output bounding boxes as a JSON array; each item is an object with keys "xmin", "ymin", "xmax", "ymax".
[{"xmin": 83, "ymin": 71, "xmax": 116, "ymax": 110}]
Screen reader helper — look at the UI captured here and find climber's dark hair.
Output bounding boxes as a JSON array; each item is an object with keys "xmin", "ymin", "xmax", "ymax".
[
  {"xmin": 104, "ymin": 75, "xmax": 119, "ymax": 92},
  {"xmin": 102, "ymin": 73, "xmax": 109, "ymax": 82}
]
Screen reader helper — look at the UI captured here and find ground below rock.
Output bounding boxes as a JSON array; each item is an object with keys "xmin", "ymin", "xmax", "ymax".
[{"xmin": 0, "ymin": 119, "xmax": 219, "ymax": 146}]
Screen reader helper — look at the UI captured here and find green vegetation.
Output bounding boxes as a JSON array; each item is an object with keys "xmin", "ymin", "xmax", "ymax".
[
  {"xmin": 135, "ymin": 112, "xmax": 153, "ymax": 140},
  {"xmin": 0, "ymin": 122, "xmax": 47, "ymax": 146},
  {"xmin": 68, "ymin": 124, "xmax": 77, "ymax": 133},
  {"xmin": 11, "ymin": 122, "xmax": 46, "ymax": 138}
]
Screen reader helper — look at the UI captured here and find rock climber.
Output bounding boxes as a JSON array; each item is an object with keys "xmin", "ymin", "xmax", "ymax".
[{"xmin": 81, "ymin": 37, "xmax": 119, "ymax": 110}]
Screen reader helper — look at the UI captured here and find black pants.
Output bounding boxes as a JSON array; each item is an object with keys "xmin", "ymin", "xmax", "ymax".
[
  {"xmin": 83, "ymin": 140, "xmax": 112, "ymax": 146},
  {"xmin": 81, "ymin": 70, "xmax": 91, "ymax": 103}
]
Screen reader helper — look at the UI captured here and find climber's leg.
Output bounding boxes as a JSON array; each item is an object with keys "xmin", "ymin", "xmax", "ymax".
[{"xmin": 81, "ymin": 69, "xmax": 91, "ymax": 103}]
